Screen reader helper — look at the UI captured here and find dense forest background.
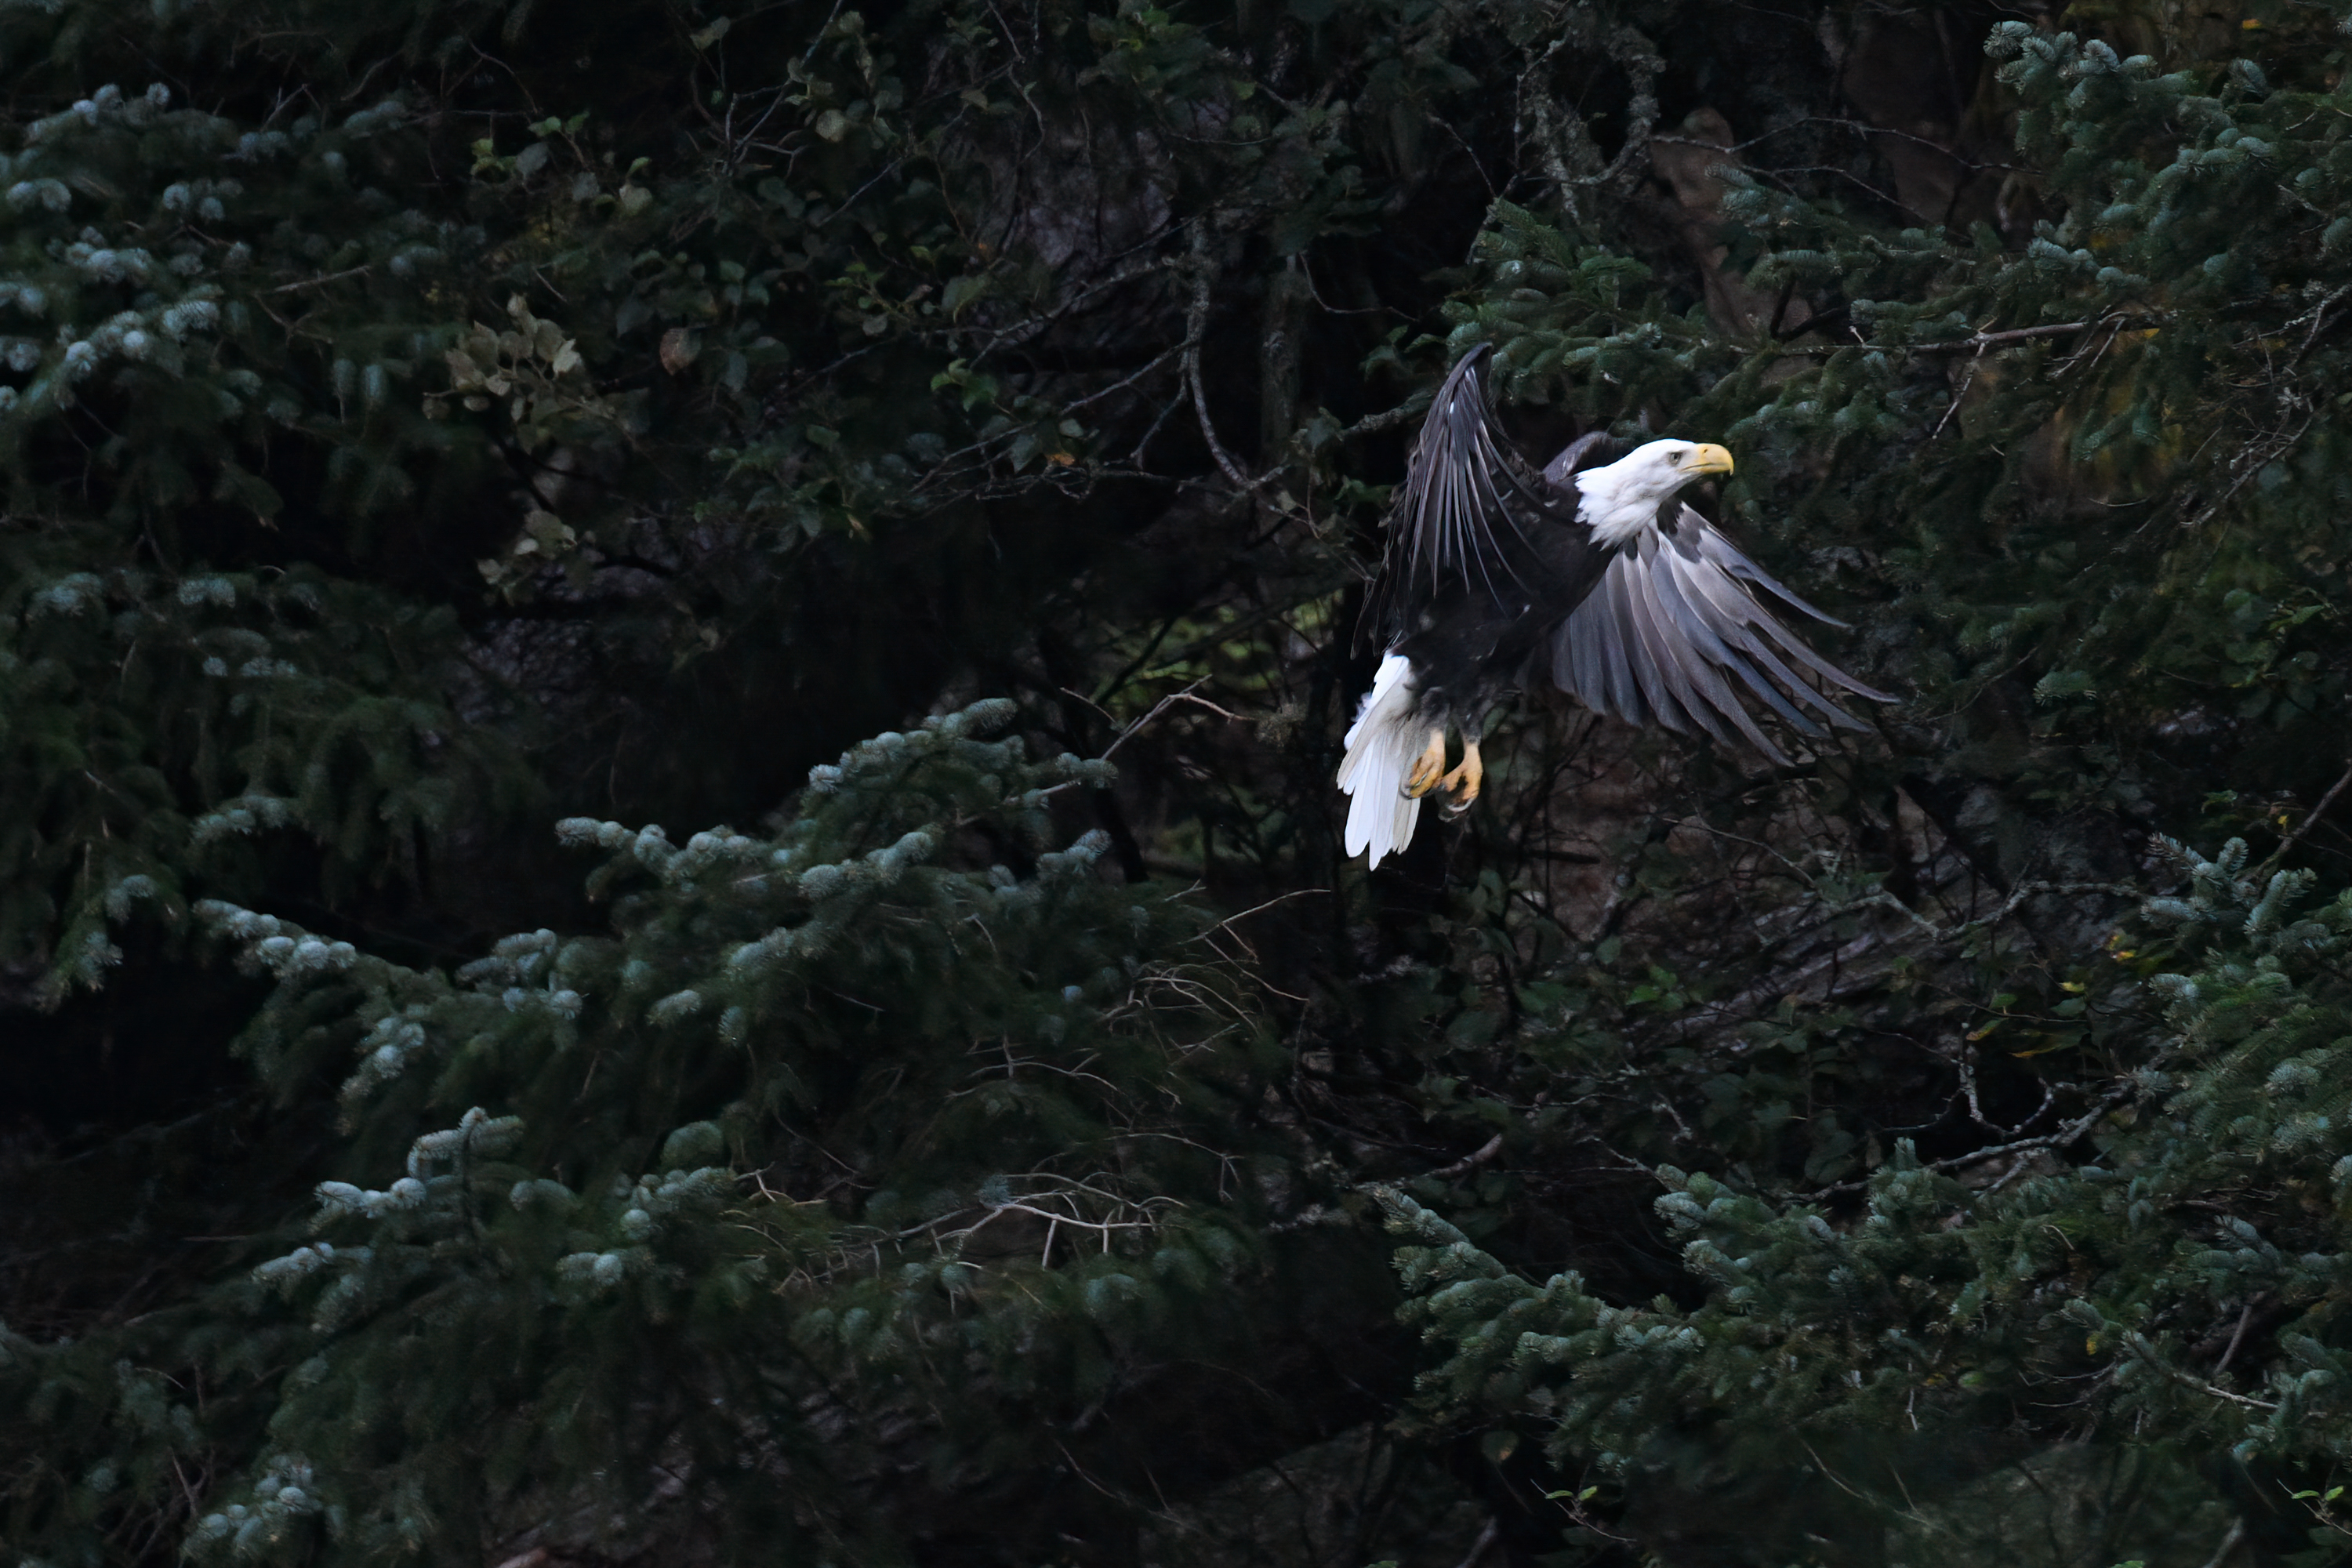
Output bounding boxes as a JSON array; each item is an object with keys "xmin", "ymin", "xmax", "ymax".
[{"xmin": 9, "ymin": 0, "xmax": 2352, "ymax": 1563}]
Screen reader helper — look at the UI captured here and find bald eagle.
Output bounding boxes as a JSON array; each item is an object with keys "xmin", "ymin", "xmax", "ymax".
[{"xmin": 1338, "ymin": 345, "xmax": 1891, "ymax": 867}]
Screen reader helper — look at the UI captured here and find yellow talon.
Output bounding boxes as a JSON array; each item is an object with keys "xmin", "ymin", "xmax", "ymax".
[
  {"xmin": 1403, "ymin": 728, "xmax": 1449, "ymax": 798},
  {"xmin": 1440, "ymin": 739, "xmax": 1483, "ymax": 816}
]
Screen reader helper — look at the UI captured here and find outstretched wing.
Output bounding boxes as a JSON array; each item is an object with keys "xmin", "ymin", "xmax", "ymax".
[
  {"xmin": 1548, "ymin": 506, "xmax": 1892, "ymax": 764},
  {"xmin": 1358, "ymin": 345, "xmax": 1572, "ymax": 654}
]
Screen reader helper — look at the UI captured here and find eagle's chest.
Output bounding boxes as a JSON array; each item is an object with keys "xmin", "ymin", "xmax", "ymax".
[{"xmin": 1397, "ymin": 577, "xmax": 1584, "ymax": 711}]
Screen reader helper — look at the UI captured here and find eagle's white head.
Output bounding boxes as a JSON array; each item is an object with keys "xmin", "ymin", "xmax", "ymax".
[{"xmin": 1572, "ymin": 439, "xmax": 1734, "ymax": 548}]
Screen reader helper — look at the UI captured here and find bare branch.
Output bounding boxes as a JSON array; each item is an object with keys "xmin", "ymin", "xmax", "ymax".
[{"xmin": 1181, "ymin": 224, "xmax": 1264, "ymax": 496}]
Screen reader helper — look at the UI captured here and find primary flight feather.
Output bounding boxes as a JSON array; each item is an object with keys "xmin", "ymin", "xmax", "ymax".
[{"xmin": 1340, "ymin": 345, "xmax": 1892, "ymax": 868}]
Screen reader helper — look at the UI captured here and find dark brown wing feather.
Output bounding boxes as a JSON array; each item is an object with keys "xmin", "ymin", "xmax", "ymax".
[
  {"xmin": 1541, "ymin": 430, "xmax": 1623, "ymax": 488},
  {"xmin": 1358, "ymin": 346, "xmax": 1587, "ymax": 655},
  {"xmin": 1547, "ymin": 505, "xmax": 1893, "ymax": 764}
]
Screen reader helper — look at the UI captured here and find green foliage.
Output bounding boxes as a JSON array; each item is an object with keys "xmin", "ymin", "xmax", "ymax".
[
  {"xmin": 1383, "ymin": 833, "xmax": 2352, "ymax": 1549},
  {"xmin": 7, "ymin": 699, "xmax": 1287, "ymax": 1564},
  {"xmin": 22, "ymin": 0, "xmax": 2352, "ymax": 1563},
  {"xmin": 1343, "ymin": 9, "xmax": 2352, "ymax": 1558}
]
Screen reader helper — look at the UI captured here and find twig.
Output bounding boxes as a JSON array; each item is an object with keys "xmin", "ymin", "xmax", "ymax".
[
  {"xmin": 2127, "ymin": 1330, "xmax": 2279, "ymax": 1410},
  {"xmin": 1931, "ymin": 347, "xmax": 1980, "ymax": 438},
  {"xmin": 2180, "ymin": 408, "xmax": 2314, "ymax": 533},
  {"xmin": 1054, "ymin": 1440, "xmax": 1143, "ymax": 1509},
  {"xmin": 2214, "ymin": 1299, "xmax": 2258, "ymax": 1376},
  {"xmin": 1185, "ymin": 887, "xmax": 1329, "ymax": 943},
  {"xmin": 1778, "ymin": 320, "xmax": 2105, "ymax": 359},
  {"xmin": 1428, "ymin": 1133, "xmax": 1505, "ymax": 1182},
  {"xmin": 1332, "ymin": 399, "xmax": 1427, "ymax": 441},
  {"xmin": 170, "ymin": 1457, "xmax": 202, "ymax": 1520},
  {"xmin": 1452, "ymin": 1515, "xmax": 1501, "ymax": 1568},
  {"xmin": 1293, "ymin": 252, "xmax": 1388, "ymax": 317},
  {"xmin": 973, "ymin": 253, "xmax": 1174, "ymax": 361},
  {"xmin": 262, "ymin": 265, "xmax": 372, "ymax": 295},
  {"xmin": 1098, "ymin": 679, "xmax": 1247, "ymax": 759},
  {"xmin": 1831, "ymin": 879, "xmax": 2138, "ymax": 946},
  {"xmin": 2200, "ymin": 1519, "xmax": 2247, "ymax": 1568},
  {"xmin": 1956, "ymin": 1046, "xmax": 2054, "ymax": 1138},
  {"xmin": 1181, "ymin": 225, "xmax": 1265, "ymax": 495},
  {"xmin": 1802, "ymin": 1082, "xmax": 2135, "ymax": 1199},
  {"xmin": 2293, "ymin": 281, "xmax": 2352, "ymax": 360},
  {"xmin": 2272, "ymin": 757, "xmax": 2352, "ymax": 864}
]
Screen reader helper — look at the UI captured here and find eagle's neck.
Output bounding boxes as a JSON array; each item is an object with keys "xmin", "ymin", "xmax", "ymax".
[{"xmin": 1572, "ymin": 463, "xmax": 1680, "ymax": 550}]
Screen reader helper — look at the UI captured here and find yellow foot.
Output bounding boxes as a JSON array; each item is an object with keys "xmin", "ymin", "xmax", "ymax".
[
  {"xmin": 1403, "ymin": 728, "xmax": 1449, "ymax": 798},
  {"xmin": 1440, "ymin": 739, "xmax": 1483, "ymax": 817}
]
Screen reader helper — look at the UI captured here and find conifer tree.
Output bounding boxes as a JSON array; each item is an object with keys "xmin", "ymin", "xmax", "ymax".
[
  {"xmin": 11, "ymin": 699, "xmax": 1300, "ymax": 1566},
  {"xmin": 15, "ymin": 2, "xmax": 2352, "ymax": 1565}
]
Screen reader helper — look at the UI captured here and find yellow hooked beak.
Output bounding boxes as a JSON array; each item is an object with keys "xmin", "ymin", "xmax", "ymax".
[{"xmin": 1681, "ymin": 443, "xmax": 1735, "ymax": 478}]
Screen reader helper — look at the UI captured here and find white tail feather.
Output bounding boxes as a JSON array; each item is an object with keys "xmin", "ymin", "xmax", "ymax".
[{"xmin": 1337, "ymin": 653, "xmax": 1425, "ymax": 869}]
